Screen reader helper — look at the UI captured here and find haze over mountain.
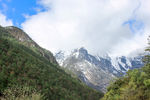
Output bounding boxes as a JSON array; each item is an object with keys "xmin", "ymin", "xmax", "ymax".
[
  {"xmin": 55, "ymin": 47, "xmax": 145, "ymax": 92},
  {"xmin": 0, "ymin": 0, "xmax": 150, "ymax": 57}
]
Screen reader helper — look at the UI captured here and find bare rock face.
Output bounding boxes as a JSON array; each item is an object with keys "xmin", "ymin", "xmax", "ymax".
[
  {"xmin": 4, "ymin": 26, "xmax": 58, "ymax": 65},
  {"xmin": 55, "ymin": 47, "xmax": 144, "ymax": 92}
]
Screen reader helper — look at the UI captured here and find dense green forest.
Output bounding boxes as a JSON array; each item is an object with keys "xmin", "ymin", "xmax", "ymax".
[
  {"xmin": 0, "ymin": 26, "xmax": 103, "ymax": 100},
  {"xmin": 1, "ymin": 25, "xmax": 149, "ymax": 100},
  {"xmin": 102, "ymin": 37, "xmax": 150, "ymax": 100}
]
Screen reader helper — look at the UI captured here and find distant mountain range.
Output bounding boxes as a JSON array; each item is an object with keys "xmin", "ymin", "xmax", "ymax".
[
  {"xmin": 0, "ymin": 26, "xmax": 103, "ymax": 100},
  {"xmin": 55, "ymin": 47, "xmax": 144, "ymax": 92}
]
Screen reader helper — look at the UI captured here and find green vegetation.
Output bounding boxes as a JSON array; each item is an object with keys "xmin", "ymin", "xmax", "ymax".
[
  {"xmin": 1, "ymin": 85, "xmax": 42, "ymax": 100},
  {"xmin": 5, "ymin": 26, "xmax": 58, "ymax": 65},
  {"xmin": 0, "ymin": 26, "xmax": 103, "ymax": 100},
  {"xmin": 102, "ymin": 36, "xmax": 150, "ymax": 100}
]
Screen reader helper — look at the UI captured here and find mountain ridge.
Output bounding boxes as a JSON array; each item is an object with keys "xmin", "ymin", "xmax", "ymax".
[
  {"xmin": 55, "ymin": 47, "xmax": 144, "ymax": 92},
  {"xmin": 0, "ymin": 25, "xmax": 103, "ymax": 100},
  {"xmin": 4, "ymin": 26, "xmax": 58, "ymax": 65}
]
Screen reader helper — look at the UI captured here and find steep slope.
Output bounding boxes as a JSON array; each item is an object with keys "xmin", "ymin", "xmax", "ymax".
[
  {"xmin": 0, "ymin": 26, "xmax": 103, "ymax": 100},
  {"xmin": 55, "ymin": 47, "xmax": 144, "ymax": 92},
  {"xmin": 4, "ymin": 26, "xmax": 57, "ymax": 65},
  {"xmin": 55, "ymin": 48, "xmax": 116, "ymax": 92}
]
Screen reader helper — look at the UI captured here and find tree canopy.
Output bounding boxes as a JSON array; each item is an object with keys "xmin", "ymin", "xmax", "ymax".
[{"xmin": 102, "ymin": 36, "xmax": 150, "ymax": 100}]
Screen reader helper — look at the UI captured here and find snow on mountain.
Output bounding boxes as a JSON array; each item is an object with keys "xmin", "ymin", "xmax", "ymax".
[
  {"xmin": 110, "ymin": 55, "xmax": 144, "ymax": 73},
  {"xmin": 55, "ymin": 47, "xmax": 144, "ymax": 92},
  {"xmin": 55, "ymin": 51, "xmax": 66, "ymax": 66}
]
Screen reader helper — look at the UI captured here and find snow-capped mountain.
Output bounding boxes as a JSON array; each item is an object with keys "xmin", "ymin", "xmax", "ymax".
[
  {"xmin": 110, "ymin": 56, "xmax": 143, "ymax": 73},
  {"xmin": 55, "ymin": 47, "xmax": 144, "ymax": 92}
]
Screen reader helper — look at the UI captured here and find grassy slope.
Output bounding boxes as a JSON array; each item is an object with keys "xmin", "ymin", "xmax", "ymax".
[{"xmin": 0, "ymin": 26, "xmax": 103, "ymax": 100}]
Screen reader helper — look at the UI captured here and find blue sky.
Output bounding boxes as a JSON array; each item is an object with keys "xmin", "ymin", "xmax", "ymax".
[
  {"xmin": 0, "ymin": 0, "xmax": 46, "ymax": 27},
  {"xmin": 0, "ymin": 0, "xmax": 149, "ymax": 56},
  {"xmin": 0, "ymin": 0, "xmax": 144, "ymax": 33}
]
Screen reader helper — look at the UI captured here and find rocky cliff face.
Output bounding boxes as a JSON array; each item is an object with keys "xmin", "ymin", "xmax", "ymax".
[
  {"xmin": 4, "ymin": 26, "xmax": 58, "ymax": 65},
  {"xmin": 55, "ymin": 47, "xmax": 144, "ymax": 92}
]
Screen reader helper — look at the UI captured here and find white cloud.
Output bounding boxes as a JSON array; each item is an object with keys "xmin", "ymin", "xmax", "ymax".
[
  {"xmin": 0, "ymin": 12, "xmax": 13, "ymax": 26},
  {"xmin": 109, "ymin": 0, "xmax": 150, "ymax": 57},
  {"xmin": 22, "ymin": 0, "xmax": 150, "ymax": 56}
]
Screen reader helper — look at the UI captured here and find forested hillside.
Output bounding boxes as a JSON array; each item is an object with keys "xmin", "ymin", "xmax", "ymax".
[
  {"xmin": 4, "ymin": 26, "xmax": 58, "ymax": 65},
  {"xmin": 0, "ymin": 26, "xmax": 103, "ymax": 100},
  {"xmin": 102, "ymin": 37, "xmax": 150, "ymax": 100}
]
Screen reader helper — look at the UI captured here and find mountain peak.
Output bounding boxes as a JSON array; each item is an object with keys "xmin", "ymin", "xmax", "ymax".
[
  {"xmin": 3, "ymin": 26, "xmax": 58, "ymax": 64},
  {"xmin": 70, "ymin": 47, "xmax": 89, "ymax": 59},
  {"xmin": 72, "ymin": 47, "xmax": 88, "ymax": 55},
  {"xmin": 0, "ymin": 26, "xmax": 103, "ymax": 100},
  {"xmin": 55, "ymin": 47, "xmax": 144, "ymax": 91},
  {"xmin": 5, "ymin": 26, "xmax": 33, "ymax": 43},
  {"xmin": 79, "ymin": 47, "xmax": 88, "ymax": 54}
]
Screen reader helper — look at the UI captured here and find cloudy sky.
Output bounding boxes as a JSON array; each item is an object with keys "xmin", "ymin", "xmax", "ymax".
[{"xmin": 0, "ymin": 0, "xmax": 150, "ymax": 57}]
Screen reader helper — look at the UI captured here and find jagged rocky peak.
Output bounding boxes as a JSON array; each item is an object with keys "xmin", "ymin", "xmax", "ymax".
[
  {"xmin": 78, "ymin": 47, "xmax": 88, "ymax": 54},
  {"xmin": 55, "ymin": 47, "xmax": 116, "ymax": 92},
  {"xmin": 72, "ymin": 47, "xmax": 88, "ymax": 54},
  {"xmin": 55, "ymin": 47, "xmax": 144, "ymax": 92},
  {"xmin": 70, "ymin": 47, "xmax": 89, "ymax": 59}
]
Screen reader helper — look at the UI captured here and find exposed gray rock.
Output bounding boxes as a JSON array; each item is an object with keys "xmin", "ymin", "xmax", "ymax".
[{"xmin": 55, "ymin": 47, "xmax": 144, "ymax": 92}]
